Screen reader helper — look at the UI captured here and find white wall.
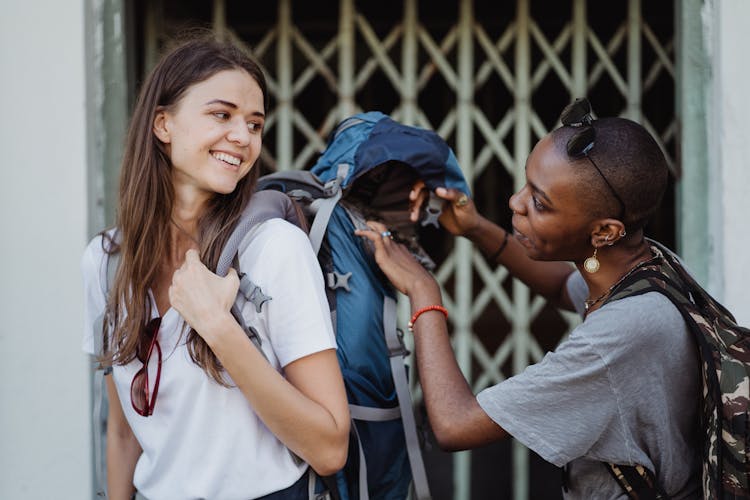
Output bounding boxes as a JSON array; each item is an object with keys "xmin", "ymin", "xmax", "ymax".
[
  {"xmin": 706, "ymin": 0, "xmax": 750, "ymax": 325},
  {"xmin": 0, "ymin": 2, "xmax": 93, "ymax": 499}
]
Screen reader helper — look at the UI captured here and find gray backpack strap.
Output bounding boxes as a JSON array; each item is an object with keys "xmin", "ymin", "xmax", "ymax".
[
  {"xmin": 351, "ymin": 420, "xmax": 371, "ymax": 500},
  {"xmin": 308, "ymin": 163, "xmax": 349, "ymax": 255},
  {"xmin": 348, "ymin": 405, "xmax": 401, "ymax": 421},
  {"xmin": 93, "ymin": 243, "xmax": 120, "ymax": 498},
  {"xmin": 93, "ymin": 251, "xmax": 120, "ymax": 363},
  {"xmin": 216, "ymin": 190, "xmax": 303, "ymax": 277},
  {"xmin": 216, "ymin": 190, "xmax": 303, "ymax": 356},
  {"xmin": 383, "ymin": 296, "xmax": 432, "ymax": 500},
  {"xmin": 92, "ymin": 353, "xmax": 108, "ymax": 498}
]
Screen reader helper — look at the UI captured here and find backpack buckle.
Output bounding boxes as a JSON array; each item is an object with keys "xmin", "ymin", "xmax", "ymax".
[
  {"xmin": 326, "ymin": 271, "xmax": 352, "ymax": 292},
  {"xmin": 388, "ymin": 328, "xmax": 411, "ymax": 358}
]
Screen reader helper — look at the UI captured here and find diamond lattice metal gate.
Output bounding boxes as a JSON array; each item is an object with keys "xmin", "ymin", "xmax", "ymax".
[{"xmin": 132, "ymin": 1, "xmax": 676, "ymax": 498}]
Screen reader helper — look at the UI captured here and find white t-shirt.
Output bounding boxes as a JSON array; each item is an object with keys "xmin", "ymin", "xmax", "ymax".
[{"xmin": 82, "ymin": 219, "xmax": 336, "ymax": 500}]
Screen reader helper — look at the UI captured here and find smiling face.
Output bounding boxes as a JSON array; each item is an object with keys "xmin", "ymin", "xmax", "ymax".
[
  {"xmin": 509, "ymin": 134, "xmax": 596, "ymax": 262},
  {"xmin": 153, "ymin": 68, "xmax": 265, "ymax": 202}
]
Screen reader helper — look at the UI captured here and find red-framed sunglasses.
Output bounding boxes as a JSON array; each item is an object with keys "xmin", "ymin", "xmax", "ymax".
[{"xmin": 130, "ymin": 317, "xmax": 162, "ymax": 417}]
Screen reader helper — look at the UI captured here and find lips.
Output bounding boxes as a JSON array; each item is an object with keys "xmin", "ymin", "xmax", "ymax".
[{"xmin": 512, "ymin": 226, "xmax": 532, "ymax": 249}]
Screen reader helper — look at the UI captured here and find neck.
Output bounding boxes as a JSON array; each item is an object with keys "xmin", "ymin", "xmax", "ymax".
[
  {"xmin": 171, "ymin": 170, "xmax": 213, "ymax": 221},
  {"xmin": 578, "ymin": 233, "xmax": 652, "ymax": 312},
  {"xmin": 168, "ymin": 193, "xmax": 203, "ymax": 264}
]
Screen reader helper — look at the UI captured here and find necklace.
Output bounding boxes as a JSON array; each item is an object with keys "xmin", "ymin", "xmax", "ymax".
[{"xmin": 583, "ymin": 250, "xmax": 661, "ymax": 313}]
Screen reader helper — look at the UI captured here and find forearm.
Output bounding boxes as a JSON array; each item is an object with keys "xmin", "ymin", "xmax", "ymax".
[
  {"xmin": 106, "ymin": 434, "xmax": 140, "ymax": 500},
  {"xmin": 465, "ymin": 215, "xmax": 574, "ymax": 308},
  {"xmin": 205, "ymin": 315, "xmax": 349, "ymax": 475},
  {"xmin": 407, "ymin": 279, "xmax": 508, "ymax": 450}
]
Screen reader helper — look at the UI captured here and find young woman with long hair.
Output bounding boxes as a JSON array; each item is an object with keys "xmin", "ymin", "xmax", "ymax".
[{"xmin": 82, "ymin": 37, "xmax": 349, "ymax": 499}]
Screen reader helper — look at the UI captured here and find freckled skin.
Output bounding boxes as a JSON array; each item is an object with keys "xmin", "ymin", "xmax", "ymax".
[{"xmin": 154, "ymin": 69, "xmax": 265, "ymax": 204}]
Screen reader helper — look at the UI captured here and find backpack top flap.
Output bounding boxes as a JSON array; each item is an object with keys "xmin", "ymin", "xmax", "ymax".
[
  {"xmin": 603, "ymin": 242, "xmax": 750, "ymax": 499},
  {"xmin": 310, "ymin": 111, "xmax": 471, "ymax": 196}
]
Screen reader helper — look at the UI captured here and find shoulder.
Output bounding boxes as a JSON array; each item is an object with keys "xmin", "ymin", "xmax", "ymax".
[
  {"xmin": 244, "ymin": 218, "xmax": 310, "ymax": 255},
  {"xmin": 598, "ymin": 289, "xmax": 683, "ymax": 326},
  {"xmin": 576, "ymin": 291, "xmax": 687, "ymax": 353},
  {"xmin": 237, "ymin": 218, "xmax": 315, "ymax": 277},
  {"xmin": 81, "ymin": 230, "xmax": 118, "ymax": 280}
]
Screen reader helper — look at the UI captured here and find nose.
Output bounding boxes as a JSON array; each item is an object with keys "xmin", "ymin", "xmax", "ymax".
[
  {"xmin": 227, "ymin": 118, "xmax": 251, "ymax": 146},
  {"xmin": 508, "ymin": 185, "xmax": 526, "ymax": 215}
]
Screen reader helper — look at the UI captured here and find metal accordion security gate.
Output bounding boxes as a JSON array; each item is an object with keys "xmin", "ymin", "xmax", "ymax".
[{"xmin": 133, "ymin": 1, "xmax": 676, "ymax": 498}]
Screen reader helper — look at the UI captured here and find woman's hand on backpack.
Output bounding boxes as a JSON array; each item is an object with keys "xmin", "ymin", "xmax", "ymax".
[
  {"xmin": 169, "ymin": 249, "xmax": 240, "ymax": 342},
  {"xmin": 433, "ymin": 187, "xmax": 483, "ymax": 238},
  {"xmin": 407, "ymin": 182, "xmax": 482, "ymax": 238},
  {"xmin": 355, "ymin": 221, "xmax": 439, "ymax": 298}
]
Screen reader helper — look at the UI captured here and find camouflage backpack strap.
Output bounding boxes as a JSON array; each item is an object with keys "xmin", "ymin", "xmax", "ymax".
[
  {"xmin": 605, "ymin": 246, "xmax": 690, "ymax": 306},
  {"xmin": 605, "ymin": 463, "xmax": 670, "ymax": 500},
  {"xmin": 646, "ymin": 238, "xmax": 737, "ymax": 322},
  {"xmin": 649, "ymin": 239, "xmax": 750, "ymax": 498},
  {"xmin": 605, "ymin": 242, "xmax": 750, "ymax": 498}
]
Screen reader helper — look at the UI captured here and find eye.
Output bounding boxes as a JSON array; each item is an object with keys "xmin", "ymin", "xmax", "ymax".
[
  {"xmin": 247, "ymin": 122, "xmax": 264, "ymax": 133},
  {"xmin": 213, "ymin": 111, "xmax": 230, "ymax": 120},
  {"xmin": 532, "ymin": 195, "xmax": 546, "ymax": 212}
]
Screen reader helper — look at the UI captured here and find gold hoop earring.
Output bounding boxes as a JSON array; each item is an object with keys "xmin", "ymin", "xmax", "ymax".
[{"xmin": 583, "ymin": 247, "xmax": 600, "ymax": 273}]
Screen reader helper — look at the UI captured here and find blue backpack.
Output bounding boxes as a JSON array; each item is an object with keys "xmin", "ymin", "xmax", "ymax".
[{"xmin": 252, "ymin": 112, "xmax": 471, "ymax": 500}]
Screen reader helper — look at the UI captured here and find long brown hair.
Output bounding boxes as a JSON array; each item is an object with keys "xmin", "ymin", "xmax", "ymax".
[{"xmin": 101, "ymin": 36, "xmax": 269, "ymax": 384}]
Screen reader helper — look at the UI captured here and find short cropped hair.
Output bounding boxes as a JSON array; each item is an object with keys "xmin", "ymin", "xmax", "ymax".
[{"xmin": 551, "ymin": 117, "xmax": 668, "ymax": 231}]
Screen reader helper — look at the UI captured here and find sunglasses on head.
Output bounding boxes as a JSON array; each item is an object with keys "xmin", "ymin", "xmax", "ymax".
[
  {"xmin": 130, "ymin": 317, "xmax": 162, "ymax": 417},
  {"xmin": 559, "ymin": 98, "xmax": 626, "ymax": 221}
]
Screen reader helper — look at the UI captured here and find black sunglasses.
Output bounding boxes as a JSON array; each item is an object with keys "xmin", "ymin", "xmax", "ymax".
[{"xmin": 559, "ymin": 98, "xmax": 626, "ymax": 221}]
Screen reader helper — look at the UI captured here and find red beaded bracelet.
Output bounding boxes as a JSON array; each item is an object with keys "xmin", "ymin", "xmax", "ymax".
[{"xmin": 408, "ymin": 305, "xmax": 448, "ymax": 333}]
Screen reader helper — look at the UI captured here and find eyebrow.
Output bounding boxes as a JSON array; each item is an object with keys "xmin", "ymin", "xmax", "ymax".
[{"xmin": 204, "ymin": 99, "xmax": 265, "ymax": 118}]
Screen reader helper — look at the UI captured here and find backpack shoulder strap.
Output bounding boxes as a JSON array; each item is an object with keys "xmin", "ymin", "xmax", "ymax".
[
  {"xmin": 93, "ymin": 232, "xmax": 121, "ymax": 362},
  {"xmin": 257, "ymin": 166, "xmax": 348, "ymax": 256},
  {"xmin": 216, "ymin": 189, "xmax": 305, "ymax": 277},
  {"xmin": 646, "ymin": 239, "xmax": 736, "ymax": 322},
  {"xmin": 216, "ymin": 190, "xmax": 305, "ymax": 355},
  {"xmin": 307, "ymin": 164, "xmax": 348, "ymax": 255},
  {"xmin": 92, "ymin": 230, "xmax": 121, "ymax": 498},
  {"xmin": 381, "ymin": 295, "xmax": 432, "ymax": 500},
  {"xmin": 605, "ymin": 463, "xmax": 670, "ymax": 499}
]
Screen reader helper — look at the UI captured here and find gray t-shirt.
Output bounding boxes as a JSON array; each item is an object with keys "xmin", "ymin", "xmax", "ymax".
[{"xmin": 477, "ymin": 271, "xmax": 701, "ymax": 499}]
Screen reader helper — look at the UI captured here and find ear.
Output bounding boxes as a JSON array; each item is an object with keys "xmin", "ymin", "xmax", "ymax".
[
  {"xmin": 408, "ymin": 180, "xmax": 427, "ymax": 223},
  {"xmin": 589, "ymin": 219, "xmax": 626, "ymax": 247},
  {"xmin": 153, "ymin": 109, "xmax": 172, "ymax": 144}
]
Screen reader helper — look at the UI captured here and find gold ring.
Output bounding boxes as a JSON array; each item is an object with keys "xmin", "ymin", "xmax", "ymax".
[{"xmin": 455, "ymin": 194, "xmax": 469, "ymax": 207}]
